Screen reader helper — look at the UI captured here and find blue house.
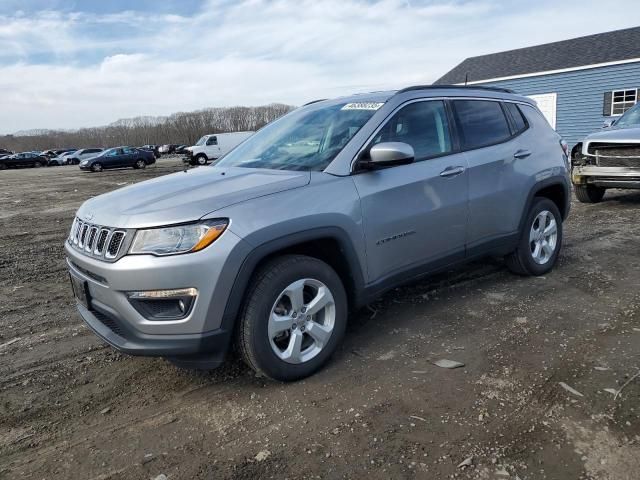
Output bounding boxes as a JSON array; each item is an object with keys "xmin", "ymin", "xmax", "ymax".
[{"xmin": 434, "ymin": 27, "xmax": 640, "ymax": 147}]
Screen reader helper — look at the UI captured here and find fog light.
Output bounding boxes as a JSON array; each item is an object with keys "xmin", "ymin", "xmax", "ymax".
[{"xmin": 126, "ymin": 288, "xmax": 197, "ymax": 320}]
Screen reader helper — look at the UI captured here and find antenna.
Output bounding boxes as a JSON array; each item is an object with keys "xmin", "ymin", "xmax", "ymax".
[{"xmin": 464, "ymin": 73, "xmax": 468, "ymax": 86}]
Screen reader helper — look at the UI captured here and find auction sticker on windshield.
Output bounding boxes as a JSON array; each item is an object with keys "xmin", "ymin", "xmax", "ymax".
[{"xmin": 341, "ymin": 102, "xmax": 385, "ymax": 110}]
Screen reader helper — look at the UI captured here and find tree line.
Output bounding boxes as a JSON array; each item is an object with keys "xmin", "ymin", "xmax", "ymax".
[{"xmin": 0, "ymin": 104, "xmax": 294, "ymax": 152}]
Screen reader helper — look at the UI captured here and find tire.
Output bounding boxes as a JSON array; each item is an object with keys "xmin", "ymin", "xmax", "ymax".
[
  {"xmin": 505, "ymin": 197, "xmax": 563, "ymax": 276},
  {"xmin": 91, "ymin": 163, "xmax": 103, "ymax": 172},
  {"xmin": 0, "ymin": 163, "xmax": 7, "ymax": 170},
  {"xmin": 195, "ymin": 154, "xmax": 207, "ymax": 166},
  {"xmin": 236, "ymin": 255, "xmax": 348, "ymax": 382},
  {"xmin": 33, "ymin": 161, "xmax": 43, "ymax": 168},
  {"xmin": 134, "ymin": 159, "xmax": 146, "ymax": 169},
  {"xmin": 575, "ymin": 184, "xmax": 605, "ymax": 203}
]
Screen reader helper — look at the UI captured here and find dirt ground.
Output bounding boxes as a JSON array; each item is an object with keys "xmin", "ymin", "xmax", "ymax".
[{"xmin": 1, "ymin": 158, "xmax": 639, "ymax": 480}]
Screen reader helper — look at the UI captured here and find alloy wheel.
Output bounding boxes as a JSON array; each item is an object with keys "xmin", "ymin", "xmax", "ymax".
[
  {"xmin": 529, "ymin": 210, "xmax": 558, "ymax": 265},
  {"xmin": 268, "ymin": 278, "xmax": 336, "ymax": 364}
]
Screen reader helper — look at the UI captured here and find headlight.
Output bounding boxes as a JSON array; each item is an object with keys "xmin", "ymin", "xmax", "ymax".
[
  {"xmin": 80, "ymin": 160, "xmax": 88, "ymax": 165},
  {"xmin": 129, "ymin": 219, "xmax": 228, "ymax": 256}
]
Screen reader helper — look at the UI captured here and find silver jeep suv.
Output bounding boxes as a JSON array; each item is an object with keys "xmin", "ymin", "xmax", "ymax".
[{"xmin": 66, "ymin": 86, "xmax": 571, "ymax": 381}]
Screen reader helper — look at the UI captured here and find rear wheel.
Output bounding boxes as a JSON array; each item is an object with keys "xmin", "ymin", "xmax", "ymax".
[
  {"xmin": 505, "ymin": 197, "xmax": 562, "ymax": 276},
  {"xmin": 91, "ymin": 163, "xmax": 103, "ymax": 172},
  {"xmin": 195, "ymin": 154, "xmax": 207, "ymax": 166},
  {"xmin": 134, "ymin": 159, "xmax": 146, "ymax": 169},
  {"xmin": 575, "ymin": 184, "xmax": 605, "ymax": 203},
  {"xmin": 33, "ymin": 161, "xmax": 43, "ymax": 168},
  {"xmin": 236, "ymin": 255, "xmax": 347, "ymax": 381}
]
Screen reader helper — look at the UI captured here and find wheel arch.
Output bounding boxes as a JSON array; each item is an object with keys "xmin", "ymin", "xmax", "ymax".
[
  {"xmin": 220, "ymin": 227, "xmax": 366, "ymax": 333},
  {"xmin": 519, "ymin": 176, "xmax": 570, "ymax": 233}
]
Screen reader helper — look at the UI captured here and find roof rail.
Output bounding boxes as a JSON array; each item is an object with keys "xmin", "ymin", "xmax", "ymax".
[
  {"xmin": 303, "ymin": 98, "xmax": 328, "ymax": 106},
  {"xmin": 396, "ymin": 85, "xmax": 515, "ymax": 94}
]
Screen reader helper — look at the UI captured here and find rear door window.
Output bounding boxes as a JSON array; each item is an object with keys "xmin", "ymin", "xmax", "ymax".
[
  {"xmin": 452, "ymin": 100, "xmax": 512, "ymax": 149},
  {"xmin": 371, "ymin": 100, "xmax": 452, "ymax": 161}
]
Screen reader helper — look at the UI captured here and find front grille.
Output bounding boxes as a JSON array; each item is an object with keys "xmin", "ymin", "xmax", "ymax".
[
  {"xmin": 106, "ymin": 231, "xmax": 125, "ymax": 258},
  {"xmin": 68, "ymin": 217, "xmax": 127, "ymax": 261},
  {"xmin": 587, "ymin": 142, "xmax": 640, "ymax": 167},
  {"xmin": 597, "ymin": 157, "xmax": 640, "ymax": 168}
]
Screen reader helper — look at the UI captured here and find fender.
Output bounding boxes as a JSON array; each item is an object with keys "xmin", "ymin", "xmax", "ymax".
[
  {"xmin": 218, "ymin": 226, "xmax": 367, "ymax": 332},
  {"xmin": 517, "ymin": 174, "xmax": 571, "ymax": 234}
]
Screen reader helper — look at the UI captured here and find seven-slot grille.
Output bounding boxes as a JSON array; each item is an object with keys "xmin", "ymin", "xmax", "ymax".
[{"xmin": 69, "ymin": 217, "xmax": 126, "ymax": 260}]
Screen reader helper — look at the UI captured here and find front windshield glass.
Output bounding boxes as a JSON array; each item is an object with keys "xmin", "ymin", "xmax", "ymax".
[
  {"xmin": 195, "ymin": 136, "xmax": 207, "ymax": 146},
  {"xmin": 216, "ymin": 102, "xmax": 383, "ymax": 171},
  {"xmin": 615, "ymin": 103, "xmax": 640, "ymax": 128}
]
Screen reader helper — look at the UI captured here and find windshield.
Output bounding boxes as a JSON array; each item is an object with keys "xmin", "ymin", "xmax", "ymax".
[
  {"xmin": 216, "ymin": 102, "xmax": 383, "ymax": 171},
  {"xmin": 615, "ymin": 103, "xmax": 640, "ymax": 128},
  {"xmin": 195, "ymin": 136, "xmax": 208, "ymax": 146}
]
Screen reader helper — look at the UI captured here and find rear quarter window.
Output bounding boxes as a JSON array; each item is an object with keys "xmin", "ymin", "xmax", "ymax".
[
  {"xmin": 452, "ymin": 100, "xmax": 512, "ymax": 149},
  {"xmin": 504, "ymin": 102, "xmax": 528, "ymax": 134}
]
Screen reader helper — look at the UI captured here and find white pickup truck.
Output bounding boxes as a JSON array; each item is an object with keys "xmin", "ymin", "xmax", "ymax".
[{"xmin": 184, "ymin": 131, "xmax": 254, "ymax": 166}]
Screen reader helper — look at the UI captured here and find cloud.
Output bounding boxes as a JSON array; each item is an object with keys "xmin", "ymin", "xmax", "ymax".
[{"xmin": 0, "ymin": 0, "xmax": 638, "ymax": 133}]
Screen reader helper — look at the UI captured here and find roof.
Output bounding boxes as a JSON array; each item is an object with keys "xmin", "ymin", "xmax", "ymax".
[{"xmin": 434, "ymin": 26, "xmax": 640, "ymax": 85}]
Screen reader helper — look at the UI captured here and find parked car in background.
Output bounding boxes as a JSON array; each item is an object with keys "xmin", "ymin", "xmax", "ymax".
[
  {"xmin": 184, "ymin": 131, "xmax": 254, "ymax": 165},
  {"xmin": 0, "ymin": 152, "xmax": 48, "ymax": 169},
  {"xmin": 0, "ymin": 148, "xmax": 12, "ymax": 156},
  {"xmin": 571, "ymin": 102, "xmax": 640, "ymax": 203},
  {"xmin": 159, "ymin": 144, "xmax": 181, "ymax": 154},
  {"xmin": 140, "ymin": 145, "xmax": 160, "ymax": 158},
  {"xmin": 79, "ymin": 147, "xmax": 156, "ymax": 172},
  {"xmin": 174, "ymin": 145, "xmax": 188, "ymax": 155},
  {"xmin": 66, "ymin": 86, "xmax": 570, "ymax": 381},
  {"xmin": 63, "ymin": 148, "xmax": 103, "ymax": 165},
  {"xmin": 49, "ymin": 148, "xmax": 76, "ymax": 167}
]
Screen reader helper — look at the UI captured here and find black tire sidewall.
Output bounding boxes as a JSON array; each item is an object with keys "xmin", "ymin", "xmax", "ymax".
[
  {"xmin": 135, "ymin": 159, "xmax": 146, "ymax": 169},
  {"xmin": 244, "ymin": 257, "xmax": 347, "ymax": 381},
  {"xmin": 196, "ymin": 155, "xmax": 207, "ymax": 165},
  {"xmin": 517, "ymin": 198, "xmax": 563, "ymax": 275}
]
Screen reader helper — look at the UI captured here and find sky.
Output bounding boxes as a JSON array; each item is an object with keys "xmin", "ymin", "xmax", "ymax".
[{"xmin": 0, "ymin": 0, "xmax": 638, "ymax": 134}]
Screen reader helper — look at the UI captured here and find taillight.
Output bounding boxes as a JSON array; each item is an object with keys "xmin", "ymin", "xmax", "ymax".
[
  {"xmin": 560, "ymin": 139, "xmax": 569, "ymax": 157},
  {"xmin": 559, "ymin": 139, "xmax": 570, "ymax": 169}
]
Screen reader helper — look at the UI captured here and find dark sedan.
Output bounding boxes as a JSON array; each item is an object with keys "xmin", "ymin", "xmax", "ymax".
[
  {"xmin": 0, "ymin": 152, "xmax": 48, "ymax": 169},
  {"xmin": 79, "ymin": 147, "xmax": 156, "ymax": 172}
]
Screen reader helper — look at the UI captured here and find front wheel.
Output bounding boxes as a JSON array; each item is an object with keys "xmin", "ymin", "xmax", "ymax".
[
  {"xmin": 134, "ymin": 159, "xmax": 146, "ymax": 169},
  {"xmin": 33, "ymin": 161, "xmax": 43, "ymax": 168},
  {"xmin": 575, "ymin": 184, "xmax": 605, "ymax": 203},
  {"xmin": 91, "ymin": 163, "xmax": 103, "ymax": 172},
  {"xmin": 195, "ymin": 154, "xmax": 207, "ymax": 166},
  {"xmin": 236, "ymin": 255, "xmax": 348, "ymax": 381},
  {"xmin": 505, "ymin": 197, "xmax": 563, "ymax": 276}
]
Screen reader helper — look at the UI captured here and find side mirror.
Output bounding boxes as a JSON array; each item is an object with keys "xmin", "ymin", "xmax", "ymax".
[
  {"xmin": 365, "ymin": 142, "xmax": 415, "ymax": 168},
  {"xmin": 603, "ymin": 118, "xmax": 616, "ymax": 129}
]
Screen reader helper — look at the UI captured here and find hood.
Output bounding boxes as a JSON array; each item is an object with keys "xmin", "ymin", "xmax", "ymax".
[
  {"xmin": 76, "ymin": 166, "xmax": 311, "ymax": 228},
  {"xmin": 585, "ymin": 126, "xmax": 640, "ymax": 143}
]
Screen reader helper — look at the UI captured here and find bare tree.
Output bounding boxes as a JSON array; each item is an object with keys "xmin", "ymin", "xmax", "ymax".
[{"xmin": 0, "ymin": 103, "xmax": 294, "ymax": 152}]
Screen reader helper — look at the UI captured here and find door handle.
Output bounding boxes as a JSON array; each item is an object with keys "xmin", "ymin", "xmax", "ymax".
[
  {"xmin": 439, "ymin": 166, "xmax": 466, "ymax": 177},
  {"xmin": 513, "ymin": 149, "xmax": 532, "ymax": 159}
]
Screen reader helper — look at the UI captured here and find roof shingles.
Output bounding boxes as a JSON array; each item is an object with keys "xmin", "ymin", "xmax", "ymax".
[{"xmin": 434, "ymin": 26, "xmax": 640, "ymax": 85}]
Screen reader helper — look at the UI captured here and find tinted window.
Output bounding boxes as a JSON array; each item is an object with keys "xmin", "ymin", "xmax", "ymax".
[
  {"xmin": 371, "ymin": 101, "xmax": 452, "ymax": 160},
  {"xmin": 504, "ymin": 102, "xmax": 527, "ymax": 133},
  {"xmin": 206, "ymin": 136, "xmax": 217, "ymax": 146},
  {"xmin": 123, "ymin": 147, "xmax": 136, "ymax": 154},
  {"xmin": 453, "ymin": 100, "xmax": 511, "ymax": 149}
]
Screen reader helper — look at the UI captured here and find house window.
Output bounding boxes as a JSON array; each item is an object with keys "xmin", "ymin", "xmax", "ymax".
[{"xmin": 611, "ymin": 89, "xmax": 637, "ymax": 115}]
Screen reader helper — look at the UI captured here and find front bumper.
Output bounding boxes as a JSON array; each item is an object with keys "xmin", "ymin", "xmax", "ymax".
[
  {"xmin": 65, "ymin": 227, "xmax": 251, "ymax": 357},
  {"xmin": 572, "ymin": 165, "xmax": 640, "ymax": 188}
]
